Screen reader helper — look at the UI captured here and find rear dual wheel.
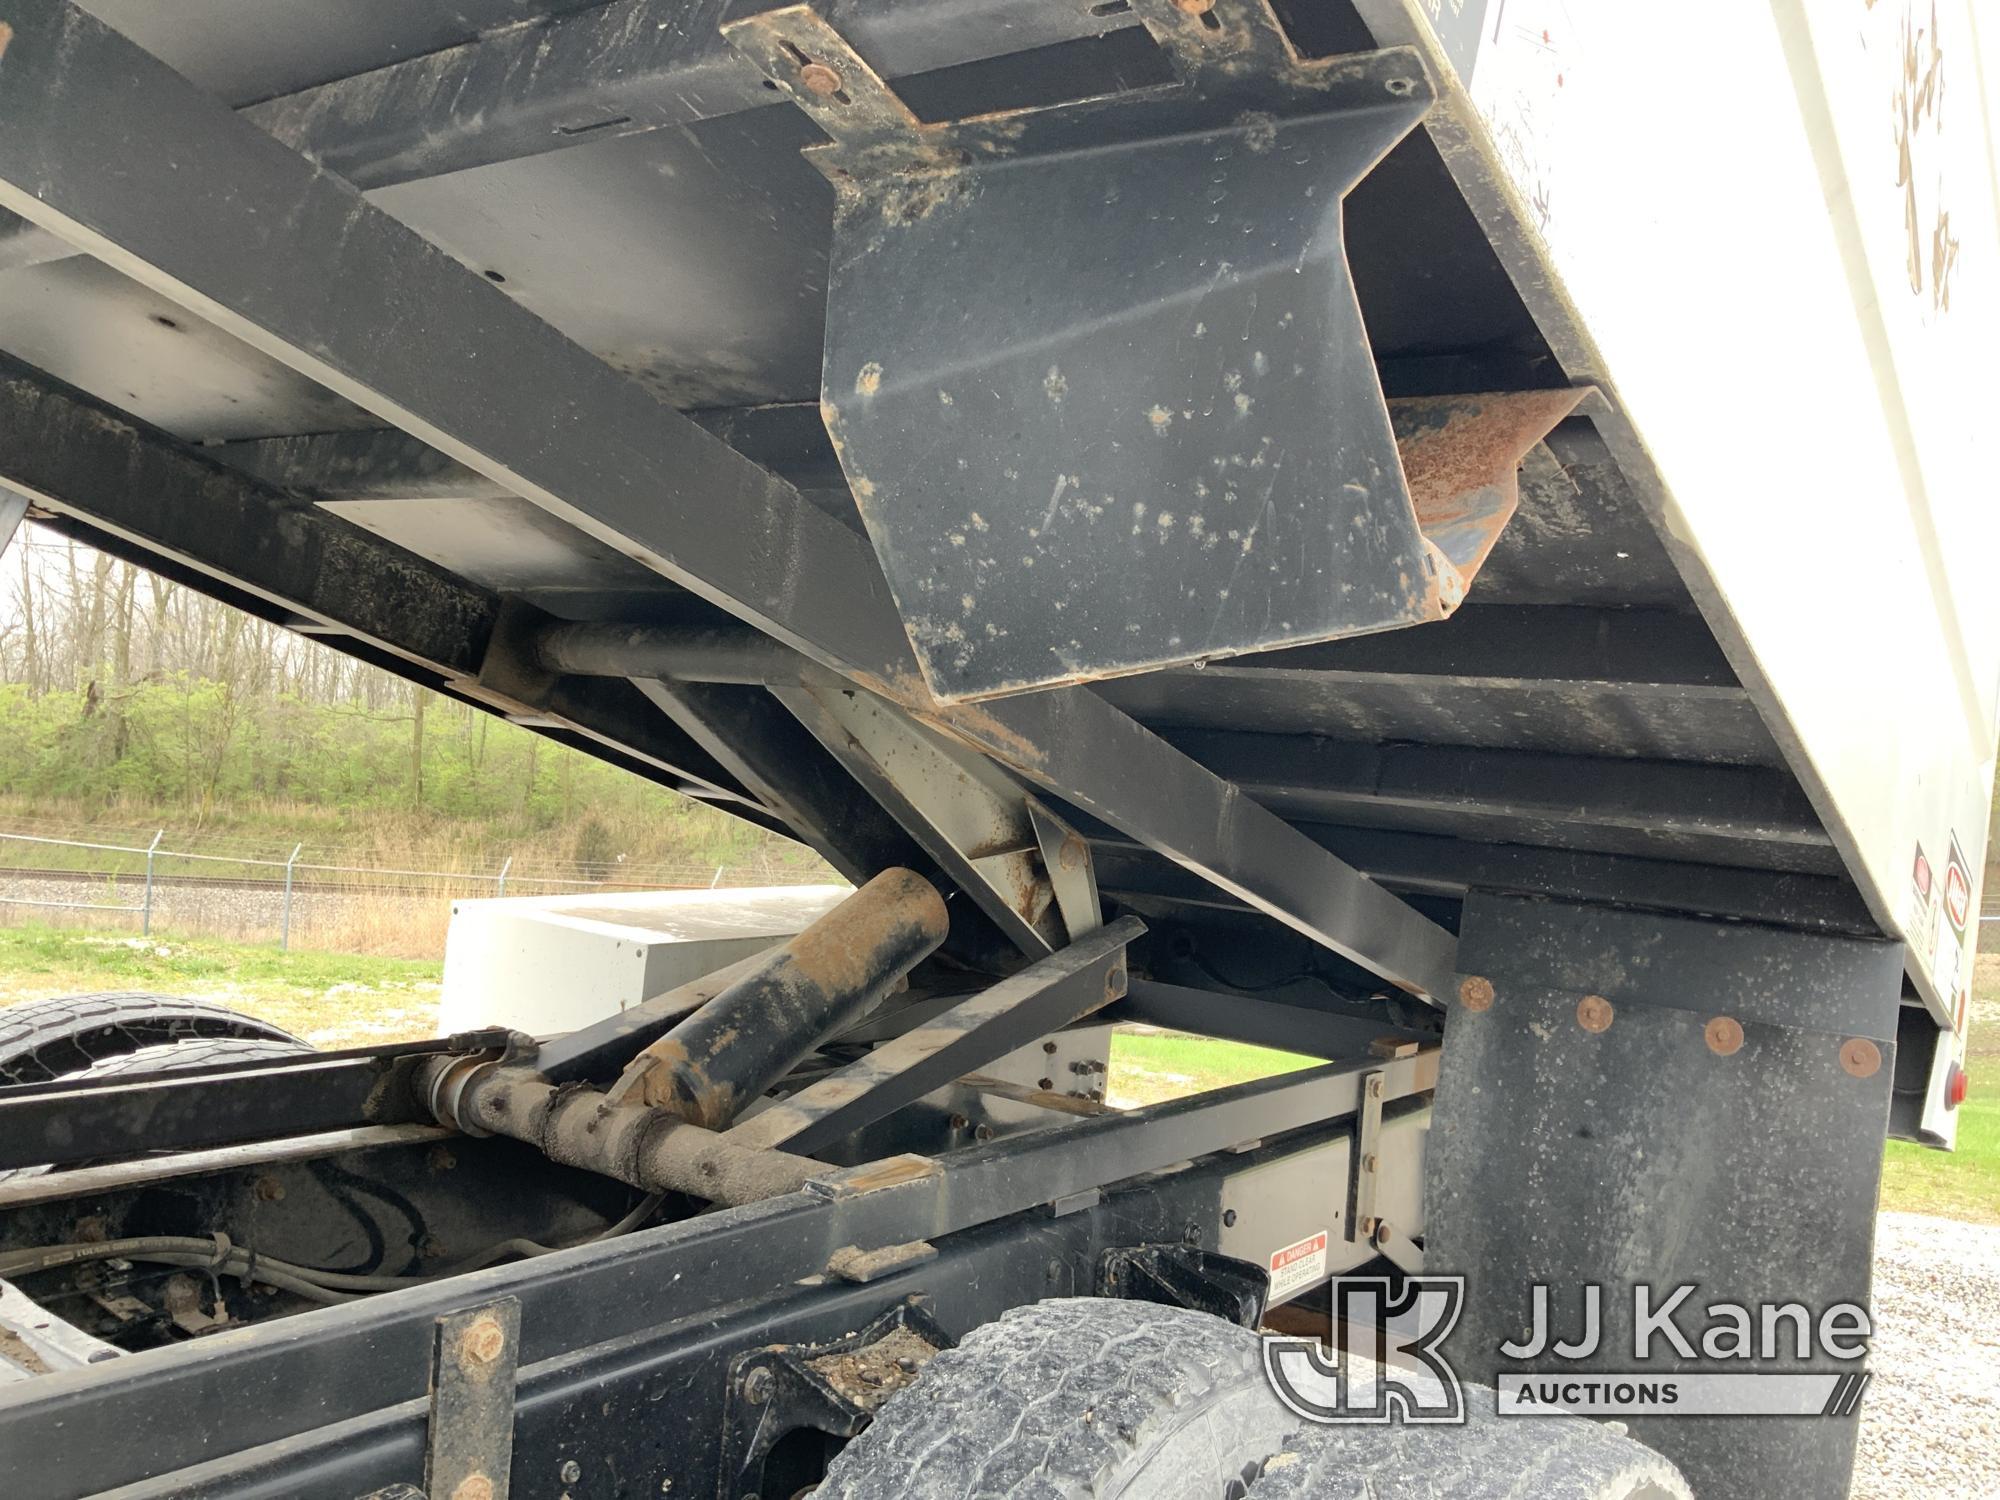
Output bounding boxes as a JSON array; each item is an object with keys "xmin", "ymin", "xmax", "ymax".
[{"xmin": 815, "ymin": 1298, "xmax": 1691, "ymax": 1500}]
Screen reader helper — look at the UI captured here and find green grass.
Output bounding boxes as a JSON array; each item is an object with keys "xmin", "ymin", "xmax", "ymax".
[
  {"xmin": 0, "ymin": 921, "xmax": 441, "ymax": 1048},
  {"xmin": 1107, "ymin": 1030, "xmax": 1317, "ymax": 1107},
  {"xmin": 1110, "ymin": 1015, "xmax": 2000, "ymax": 1226},
  {"xmin": 1880, "ymin": 1098, "xmax": 2000, "ymax": 1224}
]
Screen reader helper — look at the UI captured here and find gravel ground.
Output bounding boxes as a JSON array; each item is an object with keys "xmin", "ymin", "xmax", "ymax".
[{"xmin": 1855, "ymin": 1212, "xmax": 2000, "ymax": 1499}]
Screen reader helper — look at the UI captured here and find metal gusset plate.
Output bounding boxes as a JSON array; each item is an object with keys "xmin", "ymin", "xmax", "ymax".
[{"xmin": 728, "ymin": 2, "xmax": 1452, "ymax": 701}]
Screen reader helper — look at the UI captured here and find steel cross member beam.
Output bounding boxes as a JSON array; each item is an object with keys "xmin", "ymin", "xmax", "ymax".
[
  {"xmin": 0, "ymin": 0, "xmax": 1145, "ymax": 274},
  {"xmin": 0, "ymin": 1, "xmax": 1456, "ymax": 1002},
  {"xmin": 0, "ymin": 358, "xmax": 759, "ymax": 809}
]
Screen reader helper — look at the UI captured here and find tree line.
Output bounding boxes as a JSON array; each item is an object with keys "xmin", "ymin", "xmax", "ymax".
[{"xmin": 0, "ymin": 523, "xmax": 780, "ymax": 864}]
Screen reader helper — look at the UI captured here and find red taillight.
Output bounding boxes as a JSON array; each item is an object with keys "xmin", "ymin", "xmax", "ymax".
[{"xmin": 1947, "ymin": 1065, "xmax": 1969, "ymax": 1109}]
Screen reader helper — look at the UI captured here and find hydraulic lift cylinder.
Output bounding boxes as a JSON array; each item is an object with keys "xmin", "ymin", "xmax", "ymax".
[{"xmin": 615, "ymin": 866, "xmax": 948, "ymax": 1127}]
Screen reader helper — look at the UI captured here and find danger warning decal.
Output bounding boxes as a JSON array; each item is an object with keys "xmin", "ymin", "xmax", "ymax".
[
  {"xmin": 1268, "ymin": 1230, "xmax": 1329, "ymax": 1301},
  {"xmin": 1944, "ymin": 835, "xmax": 1973, "ymax": 937}
]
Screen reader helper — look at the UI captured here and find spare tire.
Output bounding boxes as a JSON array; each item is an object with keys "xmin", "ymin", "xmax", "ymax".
[{"xmin": 0, "ymin": 991, "xmax": 308, "ymax": 1085}]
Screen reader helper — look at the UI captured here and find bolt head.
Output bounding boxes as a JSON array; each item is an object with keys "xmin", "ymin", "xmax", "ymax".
[
  {"xmin": 461, "ymin": 1317, "xmax": 506, "ymax": 1368},
  {"xmin": 1043, "ymin": 1040, "xmax": 1059, "ymax": 1054},
  {"xmin": 798, "ymin": 61, "xmax": 844, "ymax": 96},
  {"xmin": 451, "ymin": 1476, "xmax": 495, "ymax": 1500},
  {"xmin": 1458, "ymin": 976, "xmax": 1495, "ymax": 1012},
  {"xmin": 1704, "ymin": 1016, "xmax": 1745, "ymax": 1056},
  {"xmin": 742, "ymin": 1365, "xmax": 774, "ymax": 1405},
  {"xmin": 1576, "ymin": 995, "xmax": 1615, "ymax": 1034},
  {"xmin": 1840, "ymin": 1037, "xmax": 1883, "ymax": 1079},
  {"xmin": 253, "ymin": 1175, "xmax": 285, "ymax": 1203},
  {"xmin": 560, "ymin": 1459, "xmax": 582, "ymax": 1484}
]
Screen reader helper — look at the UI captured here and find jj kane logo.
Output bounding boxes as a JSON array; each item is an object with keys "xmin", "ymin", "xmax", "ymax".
[{"xmin": 1263, "ymin": 1279, "xmax": 1873, "ymax": 1424}]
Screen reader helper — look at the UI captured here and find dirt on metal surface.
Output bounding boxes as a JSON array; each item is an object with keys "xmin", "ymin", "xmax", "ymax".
[{"xmin": 807, "ymin": 1323, "xmax": 942, "ymax": 1410}]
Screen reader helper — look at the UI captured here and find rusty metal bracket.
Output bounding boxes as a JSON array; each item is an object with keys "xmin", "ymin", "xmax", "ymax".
[
  {"xmin": 1026, "ymin": 796, "xmax": 1103, "ymax": 940},
  {"xmin": 718, "ymin": 1297, "xmax": 953, "ymax": 1500},
  {"xmin": 1347, "ymin": 1069, "xmax": 1385, "ymax": 1246},
  {"xmin": 425, "ymin": 1297, "xmax": 521, "ymax": 1500}
]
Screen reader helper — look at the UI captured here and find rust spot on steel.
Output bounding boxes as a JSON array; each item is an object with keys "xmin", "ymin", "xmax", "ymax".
[
  {"xmin": 1388, "ymin": 389, "xmax": 1591, "ymax": 611},
  {"xmin": 1704, "ymin": 1016, "xmax": 1745, "ymax": 1057},
  {"xmin": 821, "ymin": 1154, "xmax": 940, "ymax": 1196},
  {"xmin": 1457, "ymin": 975, "xmax": 1494, "ymax": 1012},
  {"xmin": 1575, "ymin": 994, "xmax": 1614, "ymax": 1034},
  {"xmin": 459, "ymin": 1317, "xmax": 506, "ymax": 1369},
  {"xmin": 799, "ymin": 61, "xmax": 844, "ymax": 97},
  {"xmin": 786, "ymin": 868, "xmax": 945, "ymax": 997},
  {"xmin": 1839, "ymin": 1038, "xmax": 1883, "ymax": 1079}
]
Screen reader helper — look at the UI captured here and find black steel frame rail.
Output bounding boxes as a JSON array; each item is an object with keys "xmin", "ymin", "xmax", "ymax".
[
  {"xmin": 0, "ymin": 1051, "xmax": 1431, "ymax": 1497},
  {"xmin": 0, "ymin": 0, "xmax": 1457, "ymax": 1002}
]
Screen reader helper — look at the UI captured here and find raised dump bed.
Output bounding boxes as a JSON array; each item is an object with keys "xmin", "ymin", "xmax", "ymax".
[{"xmin": 0, "ymin": 3, "xmax": 1990, "ymax": 1497}]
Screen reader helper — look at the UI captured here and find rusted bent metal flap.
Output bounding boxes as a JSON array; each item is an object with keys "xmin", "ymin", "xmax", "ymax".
[
  {"xmin": 727, "ymin": 2, "xmax": 1588, "ymax": 703},
  {"xmin": 1391, "ymin": 388, "xmax": 1592, "ymax": 611}
]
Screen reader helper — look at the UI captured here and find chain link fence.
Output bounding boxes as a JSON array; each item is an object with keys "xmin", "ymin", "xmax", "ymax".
[{"xmin": 0, "ymin": 828, "xmax": 837, "ymax": 955}]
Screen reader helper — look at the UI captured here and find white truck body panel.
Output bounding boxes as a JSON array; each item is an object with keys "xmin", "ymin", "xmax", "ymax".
[{"xmin": 1385, "ymin": 3, "xmax": 1998, "ymax": 1136}]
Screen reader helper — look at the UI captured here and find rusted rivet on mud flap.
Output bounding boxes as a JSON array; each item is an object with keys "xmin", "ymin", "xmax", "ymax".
[
  {"xmin": 1840, "ymin": 1038, "xmax": 1883, "ymax": 1079},
  {"xmin": 1457, "ymin": 976, "xmax": 1494, "ymax": 1012},
  {"xmin": 460, "ymin": 1316, "xmax": 506, "ymax": 1369},
  {"xmin": 450, "ymin": 1476, "xmax": 494, "ymax": 1500},
  {"xmin": 799, "ymin": 61, "xmax": 844, "ymax": 97},
  {"xmin": 1576, "ymin": 995, "xmax": 1615, "ymax": 1034},
  {"xmin": 1705, "ymin": 1017, "xmax": 1745, "ymax": 1057}
]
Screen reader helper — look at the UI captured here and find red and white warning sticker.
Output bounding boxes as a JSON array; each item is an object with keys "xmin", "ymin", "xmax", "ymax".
[
  {"xmin": 1944, "ymin": 835, "xmax": 1972, "ymax": 936},
  {"xmin": 1268, "ymin": 1230, "xmax": 1329, "ymax": 1301}
]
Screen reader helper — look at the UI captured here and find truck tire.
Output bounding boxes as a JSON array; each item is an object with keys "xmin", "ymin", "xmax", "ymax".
[
  {"xmin": 1246, "ymin": 1384, "xmax": 1692, "ymax": 1500},
  {"xmin": 0, "ymin": 995, "xmax": 312, "ymax": 1180},
  {"xmin": 814, "ymin": 1297, "xmax": 1297, "ymax": 1500},
  {"xmin": 0, "ymin": 992, "xmax": 308, "ymax": 1085},
  {"xmin": 68, "ymin": 1035, "xmax": 311, "ymax": 1078}
]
